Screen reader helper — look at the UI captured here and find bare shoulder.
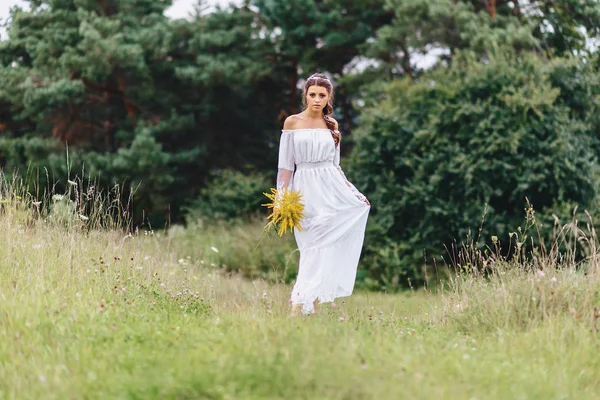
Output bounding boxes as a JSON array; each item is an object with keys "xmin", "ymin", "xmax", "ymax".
[{"xmin": 283, "ymin": 114, "xmax": 301, "ymax": 130}]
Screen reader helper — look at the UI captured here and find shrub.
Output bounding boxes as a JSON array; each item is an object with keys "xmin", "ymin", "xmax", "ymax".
[
  {"xmin": 186, "ymin": 169, "xmax": 272, "ymax": 222},
  {"xmin": 349, "ymin": 51, "xmax": 600, "ymax": 290}
]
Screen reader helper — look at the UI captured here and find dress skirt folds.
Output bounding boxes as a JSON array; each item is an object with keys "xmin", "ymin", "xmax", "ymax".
[{"xmin": 276, "ymin": 128, "xmax": 370, "ymax": 314}]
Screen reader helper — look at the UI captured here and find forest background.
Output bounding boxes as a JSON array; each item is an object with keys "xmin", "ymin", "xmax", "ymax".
[{"xmin": 1, "ymin": 0, "xmax": 599, "ymax": 290}]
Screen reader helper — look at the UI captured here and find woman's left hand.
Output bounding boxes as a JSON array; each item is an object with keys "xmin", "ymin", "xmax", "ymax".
[{"xmin": 364, "ymin": 198, "xmax": 370, "ymax": 206}]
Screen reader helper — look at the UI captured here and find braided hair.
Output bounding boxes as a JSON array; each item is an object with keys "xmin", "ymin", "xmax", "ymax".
[{"xmin": 303, "ymin": 73, "xmax": 340, "ymax": 146}]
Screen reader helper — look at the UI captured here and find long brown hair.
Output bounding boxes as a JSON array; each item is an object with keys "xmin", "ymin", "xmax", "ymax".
[{"xmin": 303, "ymin": 73, "xmax": 340, "ymax": 146}]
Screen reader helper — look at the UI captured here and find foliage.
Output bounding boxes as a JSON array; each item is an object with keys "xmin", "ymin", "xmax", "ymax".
[
  {"xmin": 185, "ymin": 169, "xmax": 271, "ymax": 222},
  {"xmin": 1, "ymin": 0, "xmax": 600, "ymax": 291},
  {"xmin": 251, "ymin": 0, "xmax": 391, "ymax": 131},
  {"xmin": 0, "ymin": 0, "xmax": 286, "ymax": 224},
  {"xmin": 363, "ymin": 0, "xmax": 600, "ymax": 78},
  {"xmin": 350, "ymin": 50, "xmax": 600, "ymax": 289}
]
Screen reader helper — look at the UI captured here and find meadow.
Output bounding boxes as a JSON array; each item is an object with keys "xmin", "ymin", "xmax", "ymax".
[{"xmin": 1, "ymin": 185, "xmax": 599, "ymax": 400}]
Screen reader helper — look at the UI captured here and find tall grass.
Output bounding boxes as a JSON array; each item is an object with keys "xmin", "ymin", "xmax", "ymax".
[
  {"xmin": 168, "ymin": 218, "xmax": 299, "ymax": 284},
  {"xmin": 0, "ymin": 176, "xmax": 599, "ymax": 399},
  {"xmin": 0, "ymin": 172, "xmax": 132, "ymax": 231},
  {"xmin": 442, "ymin": 200, "xmax": 600, "ymax": 336}
]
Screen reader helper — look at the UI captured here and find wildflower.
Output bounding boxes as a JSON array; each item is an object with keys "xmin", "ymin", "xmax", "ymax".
[
  {"xmin": 491, "ymin": 236, "xmax": 498, "ymax": 244},
  {"xmin": 551, "ymin": 277, "xmax": 557, "ymax": 283},
  {"xmin": 536, "ymin": 270, "xmax": 545, "ymax": 278},
  {"xmin": 261, "ymin": 188, "xmax": 305, "ymax": 236},
  {"xmin": 210, "ymin": 246, "xmax": 219, "ymax": 253},
  {"xmin": 67, "ymin": 180, "xmax": 77, "ymax": 186},
  {"xmin": 339, "ymin": 317, "xmax": 345, "ymax": 322},
  {"xmin": 79, "ymin": 214, "xmax": 89, "ymax": 221}
]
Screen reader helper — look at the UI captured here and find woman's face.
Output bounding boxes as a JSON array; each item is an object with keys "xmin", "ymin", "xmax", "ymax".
[{"xmin": 305, "ymin": 85, "xmax": 330, "ymax": 111}]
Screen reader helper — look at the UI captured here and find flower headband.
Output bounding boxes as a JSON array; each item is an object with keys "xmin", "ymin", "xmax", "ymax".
[{"xmin": 308, "ymin": 75, "xmax": 331, "ymax": 84}]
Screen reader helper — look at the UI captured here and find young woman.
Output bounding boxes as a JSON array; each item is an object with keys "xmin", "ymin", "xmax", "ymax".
[{"xmin": 276, "ymin": 73, "xmax": 371, "ymax": 315}]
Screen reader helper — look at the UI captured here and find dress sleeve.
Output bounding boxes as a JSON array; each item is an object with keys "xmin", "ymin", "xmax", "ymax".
[
  {"xmin": 276, "ymin": 131, "xmax": 295, "ymax": 194},
  {"xmin": 334, "ymin": 133, "xmax": 367, "ymax": 202}
]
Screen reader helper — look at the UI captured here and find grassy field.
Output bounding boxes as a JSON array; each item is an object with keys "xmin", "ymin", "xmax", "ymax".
[{"xmin": 1, "ymin": 193, "xmax": 599, "ymax": 399}]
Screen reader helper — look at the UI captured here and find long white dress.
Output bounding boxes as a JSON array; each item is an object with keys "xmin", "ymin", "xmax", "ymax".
[{"xmin": 277, "ymin": 128, "xmax": 370, "ymax": 314}]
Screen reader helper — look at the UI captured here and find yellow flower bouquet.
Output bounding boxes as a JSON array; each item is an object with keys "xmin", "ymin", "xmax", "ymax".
[{"xmin": 261, "ymin": 188, "xmax": 305, "ymax": 236}]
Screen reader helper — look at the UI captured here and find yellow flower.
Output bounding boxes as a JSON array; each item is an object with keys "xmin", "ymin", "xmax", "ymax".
[{"xmin": 261, "ymin": 188, "xmax": 305, "ymax": 237}]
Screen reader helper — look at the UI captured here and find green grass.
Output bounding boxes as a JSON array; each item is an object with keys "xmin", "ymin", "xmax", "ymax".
[{"xmin": 1, "ymin": 194, "xmax": 599, "ymax": 399}]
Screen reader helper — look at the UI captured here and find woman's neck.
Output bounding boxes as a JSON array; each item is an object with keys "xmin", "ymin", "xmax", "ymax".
[{"xmin": 303, "ymin": 109, "xmax": 324, "ymax": 119}]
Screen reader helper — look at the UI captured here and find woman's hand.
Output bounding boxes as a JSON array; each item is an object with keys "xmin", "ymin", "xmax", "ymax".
[{"xmin": 364, "ymin": 198, "xmax": 371, "ymax": 206}]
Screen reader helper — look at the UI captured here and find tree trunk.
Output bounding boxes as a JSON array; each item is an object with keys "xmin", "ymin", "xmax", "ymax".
[
  {"xmin": 485, "ymin": 0, "xmax": 497, "ymax": 20},
  {"xmin": 399, "ymin": 39, "xmax": 415, "ymax": 80}
]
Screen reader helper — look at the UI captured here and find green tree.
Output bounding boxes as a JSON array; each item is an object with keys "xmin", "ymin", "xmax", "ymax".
[
  {"xmin": 349, "ymin": 51, "xmax": 600, "ymax": 289},
  {"xmin": 0, "ymin": 0, "xmax": 288, "ymax": 224},
  {"xmin": 251, "ymin": 0, "xmax": 391, "ymax": 132},
  {"xmin": 362, "ymin": 0, "xmax": 600, "ymax": 79}
]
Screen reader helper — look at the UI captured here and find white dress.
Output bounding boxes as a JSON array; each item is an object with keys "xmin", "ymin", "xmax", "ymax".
[{"xmin": 277, "ymin": 128, "xmax": 370, "ymax": 314}]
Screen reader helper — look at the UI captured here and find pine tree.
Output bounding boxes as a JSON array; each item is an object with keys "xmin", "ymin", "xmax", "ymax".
[
  {"xmin": 251, "ymin": 0, "xmax": 391, "ymax": 131},
  {"xmin": 0, "ymin": 0, "xmax": 287, "ymax": 224}
]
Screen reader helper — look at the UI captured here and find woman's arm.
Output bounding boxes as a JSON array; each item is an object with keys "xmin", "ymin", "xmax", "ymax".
[{"xmin": 276, "ymin": 116, "xmax": 297, "ymax": 199}]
